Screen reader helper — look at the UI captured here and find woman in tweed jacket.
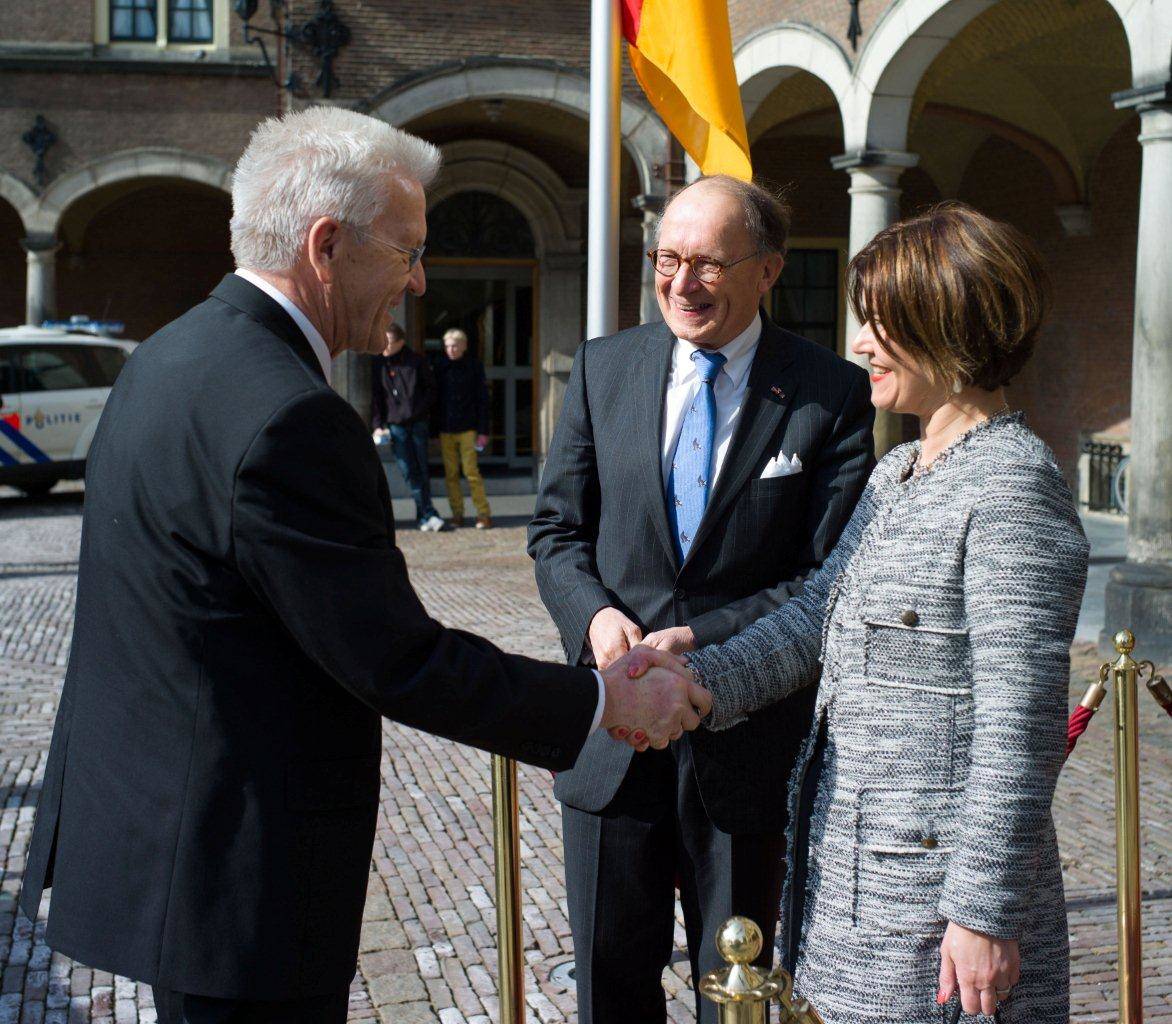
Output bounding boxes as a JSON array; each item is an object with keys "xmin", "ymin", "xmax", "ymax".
[{"xmin": 682, "ymin": 205, "xmax": 1089, "ymax": 1024}]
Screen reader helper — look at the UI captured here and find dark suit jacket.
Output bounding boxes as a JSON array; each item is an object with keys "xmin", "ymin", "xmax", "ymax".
[
  {"xmin": 18, "ymin": 274, "xmax": 598, "ymax": 1000},
  {"xmin": 527, "ymin": 313, "xmax": 874, "ymax": 834}
]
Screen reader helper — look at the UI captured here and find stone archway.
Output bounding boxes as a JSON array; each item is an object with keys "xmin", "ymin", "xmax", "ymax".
[
  {"xmin": 0, "ymin": 170, "xmax": 37, "ymax": 235},
  {"xmin": 735, "ymin": 23, "xmax": 852, "ymax": 133},
  {"xmin": 27, "ymin": 148, "xmax": 232, "ymax": 238},
  {"xmin": 369, "ymin": 59, "xmax": 669, "ymax": 200},
  {"xmin": 10, "ymin": 149, "xmax": 233, "ymax": 328},
  {"xmin": 430, "ymin": 140, "xmax": 582, "ymax": 257},
  {"xmin": 848, "ymin": 0, "xmax": 1142, "ymax": 155},
  {"xmin": 56, "ymin": 176, "xmax": 233, "ymax": 340}
]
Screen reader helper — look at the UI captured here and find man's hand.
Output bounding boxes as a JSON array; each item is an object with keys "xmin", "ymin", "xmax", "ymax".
[
  {"xmin": 475, "ymin": 433, "xmax": 490, "ymax": 451},
  {"xmin": 600, "ymin": 645, "xmax": 711, "ymax": 750},
  {"xmin": 588, "ymin": 607, "xmax": 644, "ymax": 670},
  {"xmin": 642, "ymin": 625, "xmax": 696, "ymax": 656}
]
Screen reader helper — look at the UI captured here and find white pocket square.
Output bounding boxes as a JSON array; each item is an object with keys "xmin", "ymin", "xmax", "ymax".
[{"xmin": 760, "ymin": 452, "xmax": 803, "ymax": 479}]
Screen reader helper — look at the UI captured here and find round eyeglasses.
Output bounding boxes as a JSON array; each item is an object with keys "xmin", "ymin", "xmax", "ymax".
[{"xmin": 646, "ymin": 248, "xmax": 760, "ymax": 284}]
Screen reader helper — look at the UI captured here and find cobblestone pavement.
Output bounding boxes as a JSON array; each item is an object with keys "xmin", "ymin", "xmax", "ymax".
[{"xmin": 1, "ymin": 491, "xmax": 1170, "ymax": 1023}]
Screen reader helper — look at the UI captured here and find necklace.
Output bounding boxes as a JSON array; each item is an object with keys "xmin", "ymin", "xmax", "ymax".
[{"xmin": 909, "ymin": 404, "xmax": 1014, "ymax": 478}]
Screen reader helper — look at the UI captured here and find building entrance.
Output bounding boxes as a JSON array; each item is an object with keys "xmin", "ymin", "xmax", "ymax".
[{"xmin": 409, "ymin": 261, "xmax": 537, "ymax": 470}]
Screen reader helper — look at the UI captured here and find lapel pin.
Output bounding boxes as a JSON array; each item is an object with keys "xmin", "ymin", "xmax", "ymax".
[{"xmin": 770, "ymin": 385, "xmax": 786, "ymax": 401}]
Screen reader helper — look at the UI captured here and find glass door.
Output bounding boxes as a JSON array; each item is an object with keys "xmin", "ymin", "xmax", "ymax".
[{"xmin": 408, "ymin": 261, "xmax": 537, "ymax": 470}]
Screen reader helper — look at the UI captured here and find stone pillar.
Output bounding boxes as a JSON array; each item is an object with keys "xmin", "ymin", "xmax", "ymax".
[
  {"xmin": 1103, "ymin": 86, "xmax": 1172, "ymax": 661},
  {"xmin": 332, "ymin": 349, "xmax": 373, "ymax": 428},
  {"xmin": 537, "ymin": 251, "xmax": 586, "ymax": 474},
  {"xmin": 21, "ymin": 235, "xmax": 60, "ymax": 326},
  {"xmin": 632, "ymin": 193, "xmax": 666, "ymax": 325},
  {"xmin": 830, "ymin": 150, "xmax": 919, "ymax": 455}
]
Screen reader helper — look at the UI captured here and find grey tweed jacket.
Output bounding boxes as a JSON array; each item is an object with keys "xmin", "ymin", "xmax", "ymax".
[{"xmin": 688, "ymin": 413, "xmax": 1089, "ymax": 1024}]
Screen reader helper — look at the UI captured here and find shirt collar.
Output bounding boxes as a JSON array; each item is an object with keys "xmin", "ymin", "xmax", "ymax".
[
  {"xmin": 672, "ymin": 310, "xmax": 762, "ymax": 390},
  {"xmin": 235, "ymin": 268, "xmax": 332, "ymax": 385}
]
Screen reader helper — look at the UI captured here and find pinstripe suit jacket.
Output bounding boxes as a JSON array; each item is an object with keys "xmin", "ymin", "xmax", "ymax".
[{"xmin": 528, "ymin": 313, "xmax": 875, "ymax": 833}]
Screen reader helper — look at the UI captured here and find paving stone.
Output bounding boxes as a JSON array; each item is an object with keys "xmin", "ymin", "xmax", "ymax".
[{"xmin": 3, "ymin": 500, "xmax": 1172, "ymax": 1022}]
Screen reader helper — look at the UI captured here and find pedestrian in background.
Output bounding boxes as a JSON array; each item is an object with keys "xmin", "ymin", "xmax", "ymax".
[
  {"xmin": 372, "ymin": 321, "xmax": 446, "ymax": 532},
  {"xmin": 436, "ymin": 327, "xmax": 492, "ymax": 529}
]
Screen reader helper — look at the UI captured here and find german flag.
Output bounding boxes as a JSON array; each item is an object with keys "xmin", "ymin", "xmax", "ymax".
[{"xmin": 621, "ymin": 0, "xmax": 752, "ymax": 180}]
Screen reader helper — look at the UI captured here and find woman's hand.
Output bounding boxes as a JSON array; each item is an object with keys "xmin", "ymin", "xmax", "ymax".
[
  {"xmin": 607, "ymin": 648, "xmax": 698, "ymax": 750},
  {"xmin": 938, "ymin": 921, "xmax": 1020, "ymax": 1016}
]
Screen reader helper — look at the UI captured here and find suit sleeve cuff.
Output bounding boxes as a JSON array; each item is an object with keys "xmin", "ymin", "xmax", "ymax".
[{"xmin": 590, "ymin": 669, "xmax": 606, "ymax": 733}]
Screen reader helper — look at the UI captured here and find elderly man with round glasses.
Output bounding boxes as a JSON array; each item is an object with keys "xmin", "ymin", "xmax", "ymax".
[{"xmin": 530, "ymin": 174, "xmax": 876, "ymax": 1024}]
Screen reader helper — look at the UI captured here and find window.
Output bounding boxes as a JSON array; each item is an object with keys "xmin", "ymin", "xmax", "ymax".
[
  {"xmin": 0, "ymin": 352, "xmax": 17, "ymax": 395},
  {"xmin": 769, "ymin": 249, "xmax": 839, "ymax": 350},
  {"xmin": 110, "ymin": 0, "xmax": 157, "ymax": 41},
  {"xmin": 167, "ymin": 0, "xmax": 213, "ymax": 41},
  {"xmin": 89, "ymin": 346, "xmax": 130, "ymax": 387},
  {"xmin": 17, "ymin": 346, "xmax": 127, "ymax": 392},
  {"xmin": 99, "ymin": 0, "xmax": 223, "ymax": 47}
]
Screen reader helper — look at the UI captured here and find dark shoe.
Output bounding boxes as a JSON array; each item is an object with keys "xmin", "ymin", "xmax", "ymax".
[
  {"xmin": 451, "ymin": 516, "xmax": 465, "ymax": 528},
  {"xmin": 475, "ymin": 516, "xmax": 492, "ymax": 530}
]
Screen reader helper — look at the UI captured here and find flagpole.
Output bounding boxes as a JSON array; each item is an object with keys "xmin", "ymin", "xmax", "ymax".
[{"xmin": 587, "ymin": 0, "xmax": 621, "ymax": 338}]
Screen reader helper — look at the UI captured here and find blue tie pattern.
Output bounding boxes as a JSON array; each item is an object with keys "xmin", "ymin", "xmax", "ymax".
[{"xmin": 667, "ymin": 348, "xmax": 727, "ymax": 561}]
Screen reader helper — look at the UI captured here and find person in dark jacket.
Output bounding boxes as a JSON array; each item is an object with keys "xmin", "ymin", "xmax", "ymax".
[
  {"xmin": 372, "ymin": 321, "xmax": 445, "ymax": 531},
  {"xmin": 435, "ymin": 327, "xmax": 492, "ymax": 528}
]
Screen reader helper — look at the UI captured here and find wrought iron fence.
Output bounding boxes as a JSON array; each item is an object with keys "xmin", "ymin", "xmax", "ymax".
[{"xmin": 1083, "ymin": 440, "xmax": 1126, "ymax": 513}]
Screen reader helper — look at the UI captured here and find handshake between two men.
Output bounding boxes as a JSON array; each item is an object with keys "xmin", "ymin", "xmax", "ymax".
[{"xmin": 597, "ymin": 643, "xmax": 710, "ymax": 753}]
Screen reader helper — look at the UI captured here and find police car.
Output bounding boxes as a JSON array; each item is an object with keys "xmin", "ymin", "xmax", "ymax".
[{"xmin": 0, "ymin": 317, "xmax": 136, "ymax": 496}]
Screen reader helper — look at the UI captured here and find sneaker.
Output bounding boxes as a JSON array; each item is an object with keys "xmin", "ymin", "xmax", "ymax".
[
  {"xmin": 475, "ymin": 516, "xmax": 492, "ymax": 530},
  {"xmin": 423, "ymin": 514, "xmax": 446, "ymax": 532}
]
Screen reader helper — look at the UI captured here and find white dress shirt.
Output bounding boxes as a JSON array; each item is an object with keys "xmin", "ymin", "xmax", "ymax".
[
  {"xmin": 235, "ymin": 273, "xmax": 608, "ymax": 729},
  {"xmin": 235, "ymin": 268, "xmax": 333, "ymax": 385},
  {"xmin": 661, "ymin": 312, "xmax": 762, "ymax": 488}
]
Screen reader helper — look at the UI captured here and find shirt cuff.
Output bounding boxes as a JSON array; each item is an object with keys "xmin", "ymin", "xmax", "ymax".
[{"xmin": 590, "ymin": 669, "xmax": 606, "ymax": 733}]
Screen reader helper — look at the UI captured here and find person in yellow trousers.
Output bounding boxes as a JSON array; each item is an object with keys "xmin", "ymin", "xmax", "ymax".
[{"xmin": 436, "ymin": 328, "xmax": 492, "ymax": 528}]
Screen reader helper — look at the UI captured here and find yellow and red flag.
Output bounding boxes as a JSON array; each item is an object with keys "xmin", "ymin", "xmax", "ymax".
[{"xmin": 621, "ymin": 0, "xmax": 752, "ymax": 180}]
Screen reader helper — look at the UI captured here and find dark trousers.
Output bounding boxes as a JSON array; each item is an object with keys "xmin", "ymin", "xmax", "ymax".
[
  {"xmin": 388, "ymin": 419, "xmax": 437, "ymax": 523},
  {"xmin": 562, "ymin": 740, "xmax": 787, "ymax": 1024},
  {"xmin": 153, "ymin": 987, "xmax": 349, "ymax": 1024}
]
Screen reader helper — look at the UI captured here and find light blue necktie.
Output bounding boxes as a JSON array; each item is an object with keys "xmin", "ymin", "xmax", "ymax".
[{"xmin": 667, "ymin": 348, "xmax": 727, "ymax": 562}]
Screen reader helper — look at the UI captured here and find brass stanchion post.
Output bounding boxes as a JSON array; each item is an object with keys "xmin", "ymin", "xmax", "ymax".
[
  {"xmin": 1105, "ymin": 629, "xmax": 1153, "ymax": 1024},
  {"xmin": 700, "ymin": 917, "xmax": 822, "ymax": 1024},
  {"xmin": 491, "ymin": 754, "xmax": 524, "ymax": 1024}
]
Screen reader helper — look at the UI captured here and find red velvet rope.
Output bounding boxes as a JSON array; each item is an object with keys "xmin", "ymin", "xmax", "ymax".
[{"xmin": 1066, "ymin": 704, "xmax": 1096, "ymax": 759}]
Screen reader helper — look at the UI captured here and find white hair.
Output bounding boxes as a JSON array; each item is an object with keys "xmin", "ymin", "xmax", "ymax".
[{"xmin": 230, "ymin": 106, "xmax": 441, "ymax": 271}]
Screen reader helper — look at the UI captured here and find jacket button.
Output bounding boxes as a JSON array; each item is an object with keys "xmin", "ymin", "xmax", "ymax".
[
  {"xmin": 920, "ymin": 836, "xmax": 938, "ymax": 850},
  {"xmin": 674, "ymin": 588, "xmax": 687, "ymax": 601},
  {"xmin": 900, "ymin": 609, "xmax": 920, "ymax": 627}
]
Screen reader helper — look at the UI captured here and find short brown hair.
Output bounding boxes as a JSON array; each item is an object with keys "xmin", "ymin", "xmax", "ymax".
[
  {"xmin": 846, "ymin": 202, "xmax": 1048, "ymax": 391},
  {"xmin": 659, "ymin": 175, "xmax": 792, "ymax": 258},
  {"xmin": 385, "ymin": 321, "xmax": 406, "ymax": 340}
]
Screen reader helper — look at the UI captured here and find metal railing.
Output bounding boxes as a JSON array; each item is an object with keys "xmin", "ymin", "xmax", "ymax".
[
  {"xmin": 488, "ymin": 631, "xmax": 1170, "ymax": 1023},
  {"xmin": 1082, "ymin": 440, "xmax": 1126, "ymax": 513}
]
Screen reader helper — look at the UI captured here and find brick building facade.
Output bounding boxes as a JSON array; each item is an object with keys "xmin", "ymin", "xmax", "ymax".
[{"xmin": 1, "ymin": 0, "xmax": 1169, "ymax": 499}]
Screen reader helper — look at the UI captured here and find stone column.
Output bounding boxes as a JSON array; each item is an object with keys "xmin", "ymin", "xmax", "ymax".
[
  {"xmin": 21, "ymin": 235, "xmax": 60, "ymax": 326},
  {"xmin": 537, "ymin": 251, "xmax": 586, "ymax": 475},
  {"xmin": 632, "ymin": 193, "xmax": 666, "ymax": 325},
  {"xmin": 1103, "ymin": 86, "xmax": 1172, "ymax": 660},
  {"xmin": 331, "ymin": 349, "xmax": 373, "ymax": 428},
  {"xmin": 830, "ymin": 150, "xmax": 919, "ymax": 455}
]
